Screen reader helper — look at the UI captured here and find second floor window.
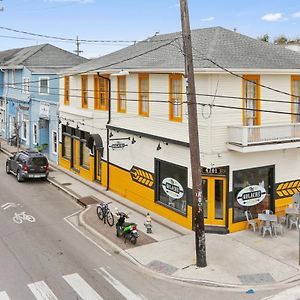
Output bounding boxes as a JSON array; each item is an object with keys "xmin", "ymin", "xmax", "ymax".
[
  {"xmin": 242, "ymin": 75, "xmax": 260, "ymax": 126},
  {"xmin": 64, "ymin": 76, "xmax": 70, "ymax": 105},
  {"xmin": 291, "ymin": 76, "xmax": 300, "ymax": 123},
  {"xmin": 169, "ymin": 74, "xmax": 182, "ymax": 122},
  {"xmin": 39, "ymin": 78, "xmax": 49, "ymax": 94},
  {"xmin": 139, "ymin": 74, "xmax": 149, "ymax": 116},
  {"xmin": 94, "ymin": 75, "xmax": 109, "ymax": 110},
  {"xmin": 81, "ymin": 75, "xmax": 88, "ymax": 108},
  {"xmin": 117, "ymin": 76, "xmax": 126, "ymax": 113},
  {"xmin": 22, "ymin": 77, "xmax": 30, "ymax": 94}
]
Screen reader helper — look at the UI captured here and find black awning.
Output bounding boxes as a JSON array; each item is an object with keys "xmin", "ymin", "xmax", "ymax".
[{"xmin": 86, "ymin": 134, "xmax": 103, "ymax": 150}]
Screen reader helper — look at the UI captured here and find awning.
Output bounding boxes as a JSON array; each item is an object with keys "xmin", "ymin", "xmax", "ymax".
[{"xmin": 86, "ymin": 134, "xmax": 103, "ymax": 150}]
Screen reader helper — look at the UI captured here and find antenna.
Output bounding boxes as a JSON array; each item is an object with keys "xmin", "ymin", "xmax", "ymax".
[{"xmin": 74, "ymin": 36, "xmax": 83, "ymax": 56}]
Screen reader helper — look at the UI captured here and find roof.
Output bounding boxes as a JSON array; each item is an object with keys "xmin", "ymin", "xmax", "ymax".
[
  {"xmin": 68, "ymin": 27, "xmax": 300, "ymax": 74},
  {"xmin": 0, "ymin": 44, "xmax": 87, "ymax": 71}
]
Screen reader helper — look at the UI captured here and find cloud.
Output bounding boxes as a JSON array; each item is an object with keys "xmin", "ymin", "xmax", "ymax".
[
  {"xmin": 261, "ymin": 13, "xmax": 283, "ymax": 22},
  {"xmin": 46, "ymin": 0, "xmax": 93, "ymax": 4},
  {"xmin": 200, "ymin": 17, "xmax": 215, "ymax": 22},
  {"xmin": 292, "ymin": 11, "xmax": 300, "ymax": 18}
]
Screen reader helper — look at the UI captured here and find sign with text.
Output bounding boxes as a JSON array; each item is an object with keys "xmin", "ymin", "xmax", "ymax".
[
  {"xmin": 109, "ymin": 141, "xmax": 128, "ymax": 150},
  {"xmin": 162, "ymin": 177, "xmax": 184, "ymax": 199},
  {"xmin": 237, "ymin": 185, "xmax": 266, "ymax": 206}
]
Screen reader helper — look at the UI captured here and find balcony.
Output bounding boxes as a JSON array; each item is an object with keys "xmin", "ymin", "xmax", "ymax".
[{"xmin": 228, "ymin": 123, "xmax": 300, "ymax": 153}]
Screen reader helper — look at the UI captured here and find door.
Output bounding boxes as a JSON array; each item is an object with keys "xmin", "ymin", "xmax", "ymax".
[
  {"xmin": 94, "ymin": 149, "xmax": 101, "ymax": 182},
  {"xmin": 202, "ymin": 176, "xmax": 226, "ymax": 226},
  {"xmin": 72, "ymin": 139, "xmax": 80, "ymax": 171}
]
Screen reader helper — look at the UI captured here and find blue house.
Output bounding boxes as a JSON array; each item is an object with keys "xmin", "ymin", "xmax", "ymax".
[{"xmin": 0, "ymin": 44, "xmax": 87, "ymax": 163}]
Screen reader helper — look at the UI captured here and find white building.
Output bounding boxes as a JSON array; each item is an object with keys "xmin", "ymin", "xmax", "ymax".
[{"xmin": 59, "ymin": 27, "xmax": 300, "ymax": 233}]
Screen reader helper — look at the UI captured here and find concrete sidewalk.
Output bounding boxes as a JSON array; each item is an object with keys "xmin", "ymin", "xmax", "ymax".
[{"xmin": 1, "ymin": 140, "xmax": 300, "ymax": 290}]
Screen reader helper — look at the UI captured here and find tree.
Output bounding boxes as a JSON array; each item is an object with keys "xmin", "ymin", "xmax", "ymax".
[
  {"xmin": 258, "ymin": 34, "xmax": 270, "ymax": 43},
  {"xmin": 274, "ymin": 35, "xmax": 288, "ymax": 45}
]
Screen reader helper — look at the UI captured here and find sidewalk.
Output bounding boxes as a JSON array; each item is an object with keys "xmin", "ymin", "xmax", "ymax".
[{"xmin": 1, "ymin": 140, "xmax": 300, "ymax": 291}]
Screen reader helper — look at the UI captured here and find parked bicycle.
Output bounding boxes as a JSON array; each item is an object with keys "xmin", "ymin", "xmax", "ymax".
[{"xmin": 96, "ymin": 201, "xmax": 114, "ymax": 226}]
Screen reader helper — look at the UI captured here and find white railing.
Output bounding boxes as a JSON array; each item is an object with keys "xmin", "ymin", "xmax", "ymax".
[{"xmin": 228, "ymin": 123, "xmax": 300, "ymax": 146}]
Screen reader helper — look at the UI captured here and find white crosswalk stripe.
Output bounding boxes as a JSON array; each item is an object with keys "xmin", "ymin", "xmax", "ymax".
[
  {"xmin": 63, "ymin": 273, "xmax": 103, "ymax": 300},
  {"xmin": 96, "ymin": 267, "xmax": 146, "ymax": 300},
  {"xmin": 0, "ymin": 291, "xmax": 10, "ymax": 300},
  {"xmin": 28, "ymin": 281, "xmax": 58, "ymax": 300}
]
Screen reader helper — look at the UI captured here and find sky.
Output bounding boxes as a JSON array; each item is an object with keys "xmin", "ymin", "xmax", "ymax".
[{"xmin": 0, "ymin": 0, "xmax": 300, "ymax": 58}]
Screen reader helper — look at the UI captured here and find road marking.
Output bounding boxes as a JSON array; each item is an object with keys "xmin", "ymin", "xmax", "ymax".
[
  {"xmin": 96, "ymin": 267, "xmax": 145, "ymax": 300},
  {"xmin": 12, "ymin": 212, "xmax": 36, "ymax": 224},
  {"xmin": 63, "ymin": 273, "xmax": 103, "ymax": 300},
  {"xmin": 64, "ymin": 215, "xmax": 111, "ymax": 256},
  {"xmin": 28, "ymin": 281, "xmax": 58, "ymax": 300},
  {"xmin": 1, "ymin": 203, "xmax": 19, "ymax": 210},
  {"xmin": 0, "ymin": 291, "xmax": 10, "ymax": 300},
  {"xmin": 262, "ymin": 286, "xmax": 300, "ymax": 299}
]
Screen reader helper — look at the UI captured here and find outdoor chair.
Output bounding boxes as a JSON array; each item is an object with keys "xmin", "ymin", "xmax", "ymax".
[
  {"xmin": 262, "ymin": 220, "xmax": 273, "ymax": 238},
  {"xmin": 289, "ymin": 215, "xmax": 298, "ymax": 230},
  {"xmin": 272, "ymin": 220, "xmax": 284, "ymax": 237},
  {"xmin": 245, "ymin": 210, "xmax": 257, "ymax": 233},
  {"xmin": 262, "ymin": 209, "xmax": 273, "ymax": 214}
]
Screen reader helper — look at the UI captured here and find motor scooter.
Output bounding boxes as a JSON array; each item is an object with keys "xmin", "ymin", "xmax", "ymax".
[{"xmin": 115, "ymin": 209, "xmax": 139, "ymax": 244}]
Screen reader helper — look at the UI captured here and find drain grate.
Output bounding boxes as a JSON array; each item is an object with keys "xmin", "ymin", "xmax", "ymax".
[
  {"xmin": 79, "ymin": 196, "xmax": 99, "ymax": 205},
  {"xmin": 238, "ymin": 273, "xmax": 275, "ymax": 285},
  {"xmin": 62, "ymin": 182, "xmax": 72, "ymax": 186},
  {"xmin": 146, "ymin": 260, "xmax": 178, "ymax": 275}
]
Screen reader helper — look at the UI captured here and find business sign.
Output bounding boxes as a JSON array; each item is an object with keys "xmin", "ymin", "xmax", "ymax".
[
  {"xmin": 162, "ymin": 177, "xmax": 184, "ymax": 199},
  {"xmin": 39, "ymin": 102, "xmax": 50, "ymax": 119},
  {"xmin": 109, "ymin": 141, "xmax": 128, "ymax": 150},
  {"xmin": 237, "ymin": 185, "xmax": 266, "ymax": 206}
]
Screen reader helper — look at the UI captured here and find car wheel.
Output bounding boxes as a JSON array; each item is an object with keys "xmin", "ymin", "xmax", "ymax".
[
  {"xmin": 6, "ymin": 164, "xmax": 10, "ymax": 174},
  {"xmin": 17, "ymin": 170, "xmax": 23, "ymax": 182}
]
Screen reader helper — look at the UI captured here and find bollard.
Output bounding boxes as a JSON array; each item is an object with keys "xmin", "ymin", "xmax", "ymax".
[{"xmin": 144, "ymin": 212, "xmax": 152, "ymax": 233}]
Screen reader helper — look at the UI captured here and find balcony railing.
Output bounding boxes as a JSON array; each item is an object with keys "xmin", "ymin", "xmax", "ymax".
[{"xmin": 228, "ymin": 123, "xmax": 300, "ymax": 147}]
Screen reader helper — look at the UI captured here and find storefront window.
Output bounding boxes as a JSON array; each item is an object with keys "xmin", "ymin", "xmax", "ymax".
[
  {"xmin": 81, "ymin": 142, "xmax": 90, "ymax": 169},
  {"xmin": 63, "ymin": 135, "xmax": 71, "ymax": 160},
  {"xmin": 155, "ymin": 159, "xmax": 187, "ymax": 215},
  {"xmin": 233, "ymin": 165, "xmax": 273, "ymax": 223}
]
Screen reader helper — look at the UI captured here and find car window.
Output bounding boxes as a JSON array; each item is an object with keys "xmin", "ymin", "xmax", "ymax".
[{"xmin": 29, "ymin": 157, "xmax": 48, "ymax": 166}]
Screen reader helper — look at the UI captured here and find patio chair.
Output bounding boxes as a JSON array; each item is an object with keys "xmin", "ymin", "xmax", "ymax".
[
  {"xmin": 272, "ymin": 220, "xmax": 284, "ymax": 237},
  {"xmin": 262, "ymin": 220, "xmax": 273, "ymax": 238},
  {"xmin": 245, "ymin": 210, "xmax": 257, "ymax": 232},
  {"xmin": 262, "ymin": 209, "xmax": 273, "ymax": 214},
  {"xmin": 289, "ymin": 215, "xmax": 298, "ymax": 230}
]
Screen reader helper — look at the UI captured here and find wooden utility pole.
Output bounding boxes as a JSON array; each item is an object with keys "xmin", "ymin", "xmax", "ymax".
[
  {"xmin": 180, "ymin": 0, "xmax": 207, "ymax": 267},
  {"xmin": 74, "ymin": 36, "xmax": 83, "ymax": 56}
]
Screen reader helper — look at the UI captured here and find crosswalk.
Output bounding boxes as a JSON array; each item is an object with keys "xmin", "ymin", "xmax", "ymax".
[{"xmin": 0, "ymin": 268, "xmax": 147, "ymax": 300}]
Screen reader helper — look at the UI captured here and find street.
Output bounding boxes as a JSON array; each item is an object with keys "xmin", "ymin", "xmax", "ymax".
[{"xmin": 0, "ymin": 152, "xmax": 278, "ymax": 299}]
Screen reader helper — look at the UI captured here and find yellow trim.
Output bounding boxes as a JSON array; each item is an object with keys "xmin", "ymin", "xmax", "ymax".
[
  {"xmin": 138, "ymin": 74, "xmax": 149, "ymax": 117},
  {"xmin": 242, "ymin": 75, "xmax": 261, "ymax": 126},
  {"xmin": 117, "ymin": 76, "xmax": 126, "ymax": 113},
  {"xmin": 64, "ymin": 76, "xmax": 70, "ymax": 105},
  {"xmin": 291, "ymin": 75, "xmax": 300, "ymax": 123},
  {"xmin": 81, "ymin": 75, "xmax": 88, "ymax": 109},
  {"xmin": 169, "ymin": 74, "xmax": 183, "ymax": 122}
]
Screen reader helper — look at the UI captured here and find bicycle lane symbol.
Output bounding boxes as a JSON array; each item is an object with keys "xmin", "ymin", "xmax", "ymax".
[{"xmin": 12, "ymin": 212, "xmax": 36, "ymax": 224}]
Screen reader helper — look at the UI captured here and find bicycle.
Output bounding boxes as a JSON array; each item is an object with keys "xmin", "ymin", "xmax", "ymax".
[{"xmin": 96, "ymin": 201, "xmax": 114, "ymax": 226}]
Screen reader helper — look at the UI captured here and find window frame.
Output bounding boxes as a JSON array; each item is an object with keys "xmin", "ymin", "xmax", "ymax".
[
  {"xmin": 81, "ymin": 75, "xmax": 88, "ymax": 109},
  {"xmin": 39, "ymin": 77, "xmax": 50, "ymax": 95},
  {"xmin": 242, "ymin": 75, "xmax": 261, "ymax": 126},
  {"xmin": 138, "ymin": 74, "xmax": 149, "ymax": 117},
  {"xmin": 33, "ymin": 123, "xmax": 38, "ymax": 145},
  {"xmin": 291, "ymin": 75, "xmax": 300, "ymax": 123},
  {"xmin": 64, "ymin": 76, "xmax": 70, "ymax": 105},
  {"xmin": 22, "ymin": 114, "xmax": 29, "ymax": 141},
  {"xmin": 169, "ymin": 74, "xmax": 183, "ymax": 122},
  {"xmin": 117, "ymin": 76, "xmax": 127, "ymax": 113},
  {"xmin": 22, "ymin": 77, "xmax": 30, "ymax": 94},
  {"xmin": 52, "ymin": 130, "xmax": 58, "ymax": 155},
  {"xmin": 94, "ymin": 74, "xmax": 109, "ymax": 110}
]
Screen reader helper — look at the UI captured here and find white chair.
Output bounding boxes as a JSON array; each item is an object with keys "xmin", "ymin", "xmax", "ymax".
[
  {"xmin": 272, "ymin": 220, "xmax": 284, "ymax": 237},
  {"xmin": 262, "ymin": 209, "xmax": 273, "ymax": 214},
  {"xmin": 245, "ymin": 210, "xmax": 257, "ymax": 233},
  {"xmin": 262, "ymin": 220, "xmax": 273, "ymax": 237},
  {"xmin": 289, "ymin": 215, "xmax": 298, "ymax": 230}
]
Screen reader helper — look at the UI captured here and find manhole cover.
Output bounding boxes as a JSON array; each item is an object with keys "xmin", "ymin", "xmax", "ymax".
[
  {"xmin": 146, "ymin": 260, "xmax": 178, "ymax": 275},
  {"xmin": 238, "ymin": 273, "xmax": 275, "ymax": 285},
  {"xmin": 62, "ymin": 182, "xmax": 72, "ymax": 186},
  {"xmin": 79, "ymin": 196, "xmax": 99, "ymax": 205}
]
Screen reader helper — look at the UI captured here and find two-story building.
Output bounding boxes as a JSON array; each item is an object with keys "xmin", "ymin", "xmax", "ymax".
[
  {"xmin": 0, "ymin": 44, "xmax": 87, "ymax": 163},
  {"xmin": 59, "ymin": 26, "xmax": 300, "ymax": 233}
]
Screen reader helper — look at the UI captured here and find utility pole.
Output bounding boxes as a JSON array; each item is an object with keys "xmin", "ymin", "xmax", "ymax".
[
  {"xmin": 74, "ymin": 36, "xmax": 83, "ymax": 56},
  {"xmin": 180, "ymin": 0, "xmax": 207, "ymax": 267},
  {"xmin": 0, "ymin": 0, "xmax": 4, "ymax": 12}
]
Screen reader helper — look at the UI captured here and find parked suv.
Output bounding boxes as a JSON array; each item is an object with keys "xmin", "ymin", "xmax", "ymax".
[{"xmin": 6, "ymin": 150, "xmax": 49, "ymax": 182}]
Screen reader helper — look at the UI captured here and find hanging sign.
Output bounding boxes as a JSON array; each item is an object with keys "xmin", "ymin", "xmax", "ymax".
[
  {"xmin": 162, "ymin": 177, "xmax": 184, "ymax": 199},
  {"xmin": 109, "ymin": 141, "xmax": 128, "ymax": 150},
  {"xmin": 237, "ymin": 185, "xmax": 266, "ymax": 206}
]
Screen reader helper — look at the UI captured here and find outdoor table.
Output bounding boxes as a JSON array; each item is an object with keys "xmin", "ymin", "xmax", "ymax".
[{"xmin": 258, "ymin": 213, "xmax": 277, "ymax": 236}]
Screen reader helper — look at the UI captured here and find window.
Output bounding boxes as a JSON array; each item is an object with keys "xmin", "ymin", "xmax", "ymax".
[
  {"xmin": 33, "ymin": 124, "xmax": 38, "ymax": 145},
  {"xmin": 81, "ymin": 75, "xmax": 88, "ymax": 109},
  {"xmin": 155, "ymin": 159, "xmax": 188, "ymax": 215},
  {"xmin": 64, "ymin": 76, "xmax": 70, "ymax": 105},
  {"xmin": 11, "ymin": 69, "xmax": 15, "ymax": 87},
  {"xmin": 63, "ymin": 135, "xmax": 71, "ymax": 159},
  {"xmin": 242, "ymin": 75, "xmax": 260, "ymax": 126},
  {"xmin": 169, "ymin": 74, "xmax": 182, "ymax": 122},
  {"xmin": 94, "ymin": 75, "xmax": 109, "ymax": 110},
  {"xmin": 22, "ymin": 115, "xmax": 29, "ymax": 141},
  {"xmin": 291, "ymin": 76, "xmax": 300, "ymax": 123},
  {"xmin": 22, "ymin": 77, "xmax": 29, "ymax": 93},
  {"xmin": 139, "ymin": 74, "xmax": 149, "ymax": 116},
  {"xmin": 80, "ymin": 142, "xmax": 90, "ymax": 169},
  {"xmin": 52, "ymin": 130, "xmax": 58, "ymax": 154},
  {"xmin": 39, "ymin": 77, "xmax": 49, "ymax": 94},
  {"xmin": 117, "ymin": 76, "xmax": 126, "ymax": 113}
]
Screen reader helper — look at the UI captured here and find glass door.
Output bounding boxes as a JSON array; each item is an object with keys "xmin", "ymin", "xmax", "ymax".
[
  {"xmin": 95, "ymin": 149, "xmax": 101, "ymax": 182},
  {"xmin": 72, "ymin": 139, "xmax": 80, "ymax": 171},
  {"xmin": 202, "ymin": 176, "xmax": 226, "ymax": 226}
]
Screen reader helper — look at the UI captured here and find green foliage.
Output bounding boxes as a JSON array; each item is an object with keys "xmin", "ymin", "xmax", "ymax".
[{"xmin": 35, "ymin": 143, "xmax": 48, "ymax": 152}]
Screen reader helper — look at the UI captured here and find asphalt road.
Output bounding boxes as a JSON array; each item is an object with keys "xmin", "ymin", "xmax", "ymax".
[{"xmin": 0, "ymin": 152, "xmax": 279, "ymax": 300}]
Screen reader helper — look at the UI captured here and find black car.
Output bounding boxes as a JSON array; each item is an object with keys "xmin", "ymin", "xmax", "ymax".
[{"xmin": 6, "ymin": 150, "xmax": 49, "ymax": 182}]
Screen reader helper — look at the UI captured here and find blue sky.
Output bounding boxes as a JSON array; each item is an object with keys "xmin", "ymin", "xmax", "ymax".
[{"xmin": 0, "ymin": 0, "xmax": 300, "ymax": 58}]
